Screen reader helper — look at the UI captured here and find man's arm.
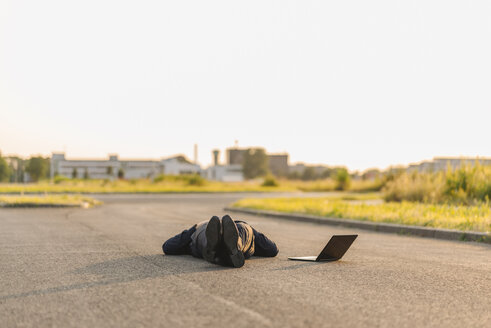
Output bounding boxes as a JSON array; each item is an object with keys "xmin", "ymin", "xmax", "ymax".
[
  {"xmin": 252, "ymin": 229, "xmax": 279, "ymax": 257},
  {"xmin": 162, "ymin": 224, "xmax": 197, "ymax": 255}
]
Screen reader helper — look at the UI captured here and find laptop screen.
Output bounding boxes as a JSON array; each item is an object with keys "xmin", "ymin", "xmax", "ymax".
[{"xmin": 317, "ymin": 235, "xmax": 358, "ymax": 261}]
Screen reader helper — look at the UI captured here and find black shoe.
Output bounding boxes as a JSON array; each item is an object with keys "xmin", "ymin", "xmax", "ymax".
[
  {"xmin": 221, "ymin": 215, "xmax": 245, "ymax": 268},
  {"xmin": 203, "ymin": 216, "xmax": 221, "ymax": 264}
]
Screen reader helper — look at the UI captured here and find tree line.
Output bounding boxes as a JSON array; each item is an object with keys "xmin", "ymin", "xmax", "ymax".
[{"xmin": 0, "ymin": 152, "xmax": 50, "ymax": 182}]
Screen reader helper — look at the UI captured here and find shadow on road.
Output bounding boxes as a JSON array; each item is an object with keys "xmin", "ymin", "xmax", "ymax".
[
  {"xmin": 272, "ymin": 260, "xmax": 353, "ymax": 271},
  {"xmin": 0, "ymin": 254, "xmax": 231, "ymax": 301}
]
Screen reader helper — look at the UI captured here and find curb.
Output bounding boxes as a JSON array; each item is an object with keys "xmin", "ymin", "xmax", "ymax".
[
  {"xmin": 0, "ymin": 203, "xmax": 86, "ymax": 208},
  {"xmin": 224, "ymin": 207, "xmax": 491, "ymax": 244}
]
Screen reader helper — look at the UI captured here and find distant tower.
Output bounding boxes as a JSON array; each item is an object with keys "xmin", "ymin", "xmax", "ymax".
[
  {"xmin": 212, "ymin": 150, "xmax": 220, "ymax": 166},
  {"xmin": 194, "ymin": 144, "xmax": 198, "ymax": 164}
]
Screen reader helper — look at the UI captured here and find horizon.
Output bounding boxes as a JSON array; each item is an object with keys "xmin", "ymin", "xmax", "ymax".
[
  {"xmin": 2, "ymin": 1, "xmax": 490, "ymax": 172},
  {"xmin": 3, "ymin": 149, "xmax": 491, "ymax": 173}
]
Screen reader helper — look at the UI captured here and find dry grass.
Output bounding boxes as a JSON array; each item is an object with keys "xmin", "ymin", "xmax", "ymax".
[
  {"xmin": 233, "ymin": 197, "xmax": 491, "ymax": 233},
  {"xmin": 0, "ymin": 194, "xmax": 101, "ymax": 207},
  {"xmin": 0, "ymin": 178, "xmax": 298, "ymax": 194},
  {"xmin": 383, "ymin": 164, "xmax": 491, "ymax": 205}
]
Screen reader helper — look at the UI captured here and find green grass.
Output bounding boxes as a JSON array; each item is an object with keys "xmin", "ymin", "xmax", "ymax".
[
  {"xmin": 0, "ymin": 177, "xmax": 385, "ymax": 194},
  {"xmin": 0, "ymin": 194, "xmax": 101, "ymax": 208},
  {"xmin": 0, "ymin": 179, "xmax": 298, "ymax": 194},
  {"xmin": 232, "ymin": 197, "xmax": 491, "ymax": 233},
  {"xmin": 383, "ymin": 164, "xmax": 491, "ymax": 205}
]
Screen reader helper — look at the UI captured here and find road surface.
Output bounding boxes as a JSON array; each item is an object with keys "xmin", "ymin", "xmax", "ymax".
[{"xmin": 1, "ymin": 194, "xmax": 490, "ymax": 327}]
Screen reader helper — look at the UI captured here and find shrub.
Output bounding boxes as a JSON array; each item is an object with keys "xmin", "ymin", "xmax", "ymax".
[
  {"xmin": 153, "ymin": 174, "xmax": 166, "ymax": 183},
  {"xmin": 54, "ymin": 175, "xmax": 70, "ymax": 184},
  {"xmin": 383, "ymin": 164, "xmax": 491, "ymax": 205},
  {"xmin": 301, "ymin": 167, "xmax": 317, "ymax": 181},
  {"xmin": 262, "ymin": 176, "xmax": 278, "ymax": 187},
  {"xmin": 383, "ymin": 171, "xmax": 444, "ymax": 203},
  {"xmin": 0, "ymin": 155, "xmax": 10, "ymax": 182},
  {"xmin": 334, "ymin": 168, "xmax": 351, "ymax": 191},
  {"xmin": 187, "ymin": 174, "xmax": 206, "ymax": 186},
  {"xmin": 243, "ymin": 148, "xmax": 269, "ymax": 179},
  {"xmin": 25, "ymin": 157, "xmax": 49, "ymax": 182},
  {"xmin": 444, "ymin": 164, "xmax": 491, "ymax": 205}
]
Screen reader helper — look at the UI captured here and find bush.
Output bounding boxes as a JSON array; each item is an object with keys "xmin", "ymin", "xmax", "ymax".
[
  {"xmin": 25, "ymin": 157, "xmax": 49, "ymax": 182},
  {"xmin": 187, "ymin": 174, "xmax": 205, "ymax": 186},
  {"xmin": 0, "ymin": 155, "xmax": 10, "ymax": 182},
  {"xmin": 54, "ymin": 175, "xmax": 70, "ymax": 184},
  {"xmin": 153, "ymin": 174, "xmax": 166, "ymax": 183},
  {"xmin": 444, "ymin": 164, "xmax": 491, "ymax": 205},
  {"xmin": 383, "ymin": 171, "xmax": 444, "ymax": 203},
  {"xmin": 383, "ymin": 164, "xmax": 491, "ymax": 205},
  {"xmin": 262, "ymin": 176, "xmax": 278, "ymax": 187},
  {"xmin": 243, "ymin": 148, "xmax": 269, "ymax": 179},
  {"xmin": 301, "ymin": 167, "xmax": 317, "ymax": 181},
  {"xmin": 334, "ymin": 168, "xmax": 351, "ymax": 191}
]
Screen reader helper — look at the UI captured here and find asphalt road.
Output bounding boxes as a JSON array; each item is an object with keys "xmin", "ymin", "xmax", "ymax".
[{"xmin": 1, "ymin": 194, "xmax": 490, "ymax": 327}]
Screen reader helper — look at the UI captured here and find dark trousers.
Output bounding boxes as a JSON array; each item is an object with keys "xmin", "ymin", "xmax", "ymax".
[
  {"xmin": 163, "ymin": 220, "xmax": 278, "ymax": 259},
  {"xmin": 189, "ymin": 220, "xmax": 255, "ymax": 259}
]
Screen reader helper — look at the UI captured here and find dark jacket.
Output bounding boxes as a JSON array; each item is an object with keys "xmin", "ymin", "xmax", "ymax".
[{"xmin": 162, "ymin": 221, "xmax": 278, "ymax": 257}]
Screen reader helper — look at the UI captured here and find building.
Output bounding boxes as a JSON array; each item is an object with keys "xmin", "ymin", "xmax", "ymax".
[
  {"xmin": 205, "ymin": 149, "xmax": 244, "ymax": 182},
  {"xmin": 226, "ymin": 148, "xmax": 247, "ymax": 165},
  {"xmin": 268, "ymin": 153, "xmax": 289, "ymax": 176},
  {"xmin": 205, "ymin": 165, "xmax": 244, "ymax": 182},
  {"xmin": 288, "ymin": 163, "xmax": 330, "ymax": 176},
  {"xmin": 226, "ymin": 147, "xmax": 289, "ymax": 177},
  {"xmin": 50, "ymin": 153, "xmax": 201, "ymax": 179},
  {"xmin": 407, "ymin": 157, "xmax": 491, "ymax": 173}
]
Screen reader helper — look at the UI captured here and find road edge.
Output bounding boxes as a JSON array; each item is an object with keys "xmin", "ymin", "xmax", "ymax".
[
  {"xmin": 0, "ymin": 202, "xmax": 94, "ymax": 209},
  {"xmin": 224, "ymin": 207, "xmax": 491, "ymax": 244}
]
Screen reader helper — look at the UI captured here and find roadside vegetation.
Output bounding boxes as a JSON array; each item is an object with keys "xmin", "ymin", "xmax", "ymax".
[
  {"xmin": 232, "ymin": 197, "xmax": 491, "ymax": 233},
  {"xmin": 383, "ymin": 164, "xmax": 491, "ymax": 205},
  {"xmin": 0, "ymin": 175, "xmax": 298, "ymax": 194},
  {"xmin": 0, "ymin": 194, "xmax": 101, "ymax": 208},
  {"xmin": 2, "ymin": 164, "xmax": 490, "ymax": 198},
  {"xmin": 232, "ymin": 165, "xmax": 491, "ymax": 233}
]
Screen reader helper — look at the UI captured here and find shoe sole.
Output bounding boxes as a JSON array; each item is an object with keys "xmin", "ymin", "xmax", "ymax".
[
  {"xmin": 222, "ymin": 215, "xmax": 245, "ymax": 268},
  {"xmin": 203, "ymin": 216, "xmax": 221, "ymax": 263}
]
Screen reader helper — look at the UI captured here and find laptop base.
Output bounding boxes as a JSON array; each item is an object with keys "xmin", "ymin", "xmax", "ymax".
[
  {"xmin": 288, "ymin": 256, "xmax": 318, "ymax": 261},
  {"xmin": 288, "ymin": 256, "xmax": 337, "ymax": 262},
  {"xmin": 288, "ymin": 235, "xmax": 358, "ymax": 262}
]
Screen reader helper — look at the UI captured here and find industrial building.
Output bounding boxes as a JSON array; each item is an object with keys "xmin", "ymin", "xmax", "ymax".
[
  {"xmin": 226, "ymin": 147, "xmax": 289, "ymax": 177},
  {"xmin": 204, "ymin": 149, "xmax": 244, "ymax": 182},
  {"xmin": 50, "ymin": 153, "xmax": 201, "ymax": 180},
  {"xmin": 407, "ymin": 157, "xmax": 491, "ymax": 173}
]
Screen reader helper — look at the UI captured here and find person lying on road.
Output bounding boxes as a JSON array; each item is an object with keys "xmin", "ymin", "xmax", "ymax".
[{"xmin": 162, "ymin": 215, "xmax": 278, "ymax": 268}]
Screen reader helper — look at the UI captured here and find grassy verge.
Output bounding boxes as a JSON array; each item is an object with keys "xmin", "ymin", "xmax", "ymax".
[
  {"xmin": 0, "ymin": 195, "xmax": 101, "ymax": 208},
  {"xmin": 232, "ymin": 197, "xmax": 491, "ymax": 233},
  {"xmin": 0, "ymin": 177, "xmax": 386, "ymax": 194},
  {"xmin": 0, "ymin": 180, "xmax": 297, "ymax": 194}
]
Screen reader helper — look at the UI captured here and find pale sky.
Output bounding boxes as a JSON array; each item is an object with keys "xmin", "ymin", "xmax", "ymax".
[{"xmin": 1, "ymin": 1, "xmax": 490, "ymax": 171}]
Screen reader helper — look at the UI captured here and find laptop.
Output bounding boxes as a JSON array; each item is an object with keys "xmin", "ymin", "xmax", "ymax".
[{"xmin": 288, "ymin": 235, "xmax": 358, "ymax": 262}]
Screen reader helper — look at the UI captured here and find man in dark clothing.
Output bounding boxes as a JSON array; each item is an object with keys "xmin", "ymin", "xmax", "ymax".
[{"xmin": 162, "ymin": 214, "xmax": 278, "ymax": 268}]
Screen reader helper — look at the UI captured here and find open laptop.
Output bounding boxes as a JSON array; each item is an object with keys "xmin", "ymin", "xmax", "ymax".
[{"xmin": 288, "ymin": 235, "xmax": 358, "ymax": 262}]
